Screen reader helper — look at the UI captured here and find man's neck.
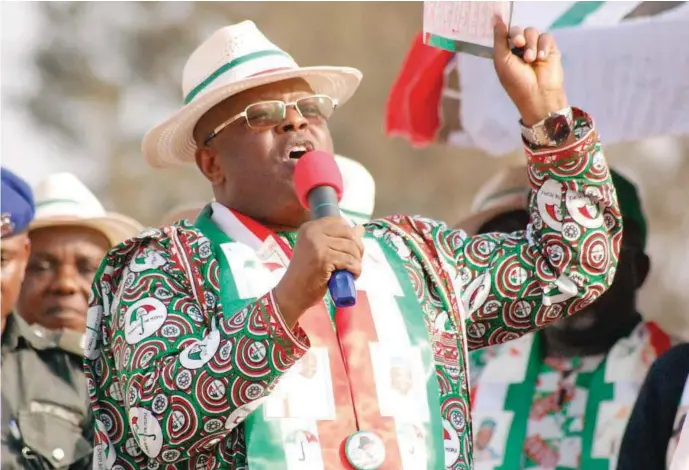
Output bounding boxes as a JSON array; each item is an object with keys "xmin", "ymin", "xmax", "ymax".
[
  {"xmin": 265, "ymin": 223, "xmax": 300, "ymax": 233},
  {"xmin": 541, "ymin": 312, "xmax": 643, "ymax": 359},
  {"xmin": 216, "ymin": 201, "xmax": 307, "ymax": 233}
]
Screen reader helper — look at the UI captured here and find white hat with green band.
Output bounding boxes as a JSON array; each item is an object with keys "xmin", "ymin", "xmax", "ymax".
[
  {"xmin": 142, "ymin": 20, "xmax": 363, "ymax": 169},
  {"xmin": 30, "ymin": 172, "xmax": 144, "ymax": 246}
]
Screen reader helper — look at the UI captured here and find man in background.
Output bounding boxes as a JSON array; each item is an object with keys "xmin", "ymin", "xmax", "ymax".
[
  {"xmin": 462, "ymin": 166, "xmax": 671, "ymax": 470},
  {"xmin": 1, "ymin": 167, "xmax": 93, "ymax": 470},
  {"xmin": 17, "ymin": 172, "xmax": 142, "ymax": 334}
]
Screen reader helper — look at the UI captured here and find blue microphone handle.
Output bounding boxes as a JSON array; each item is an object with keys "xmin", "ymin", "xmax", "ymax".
[
  {"xmin": 328, "ymin": 270, "xmax": 357, "ymax": 307},
  {"xmin": 307, "ymin": 186, "xmax": 358, "ymax": 307}
]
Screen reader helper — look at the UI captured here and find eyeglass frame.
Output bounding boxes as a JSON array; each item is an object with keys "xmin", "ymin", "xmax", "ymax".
[{"xmin": 203, "ymin": 94, "xmax": 338, "ymax": 145}]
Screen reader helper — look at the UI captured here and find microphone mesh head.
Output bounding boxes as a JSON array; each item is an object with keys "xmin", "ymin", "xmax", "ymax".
[{"xmin": 293, "ymin": 151, "xmax": 343, "ymax": 209}]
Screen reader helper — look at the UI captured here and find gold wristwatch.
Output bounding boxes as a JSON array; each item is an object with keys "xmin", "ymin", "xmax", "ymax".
[{"xmin": 520, "ymin": 107, "xmax": 574, "ymax": 147}]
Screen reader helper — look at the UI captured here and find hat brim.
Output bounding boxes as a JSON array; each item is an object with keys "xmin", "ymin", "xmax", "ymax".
[
  {"xmin": 142, "ymin": 66, "xmax": 363, "ymax": 169},
  {"xmin": 455, "ymin": 200, "xmax": 528, "ymax": 237},
  {"xmin": 29, "ymin": 213, "xmax": 144, "ymax": 247}
]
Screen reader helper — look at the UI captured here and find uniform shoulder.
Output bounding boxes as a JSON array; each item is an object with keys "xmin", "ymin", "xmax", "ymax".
[
  {"xmin": 20, "ymin": 322, "xmax": 85, "ymax": 358},
  {"xmin": 55, "ymin": 329, "xmax": 86, "ymax": 357}
]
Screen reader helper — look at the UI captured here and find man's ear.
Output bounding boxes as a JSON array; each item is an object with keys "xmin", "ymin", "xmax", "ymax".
[
  {"xmin": 195, "ymin": 147, "xmax": 224, "ymax": 185},
  {"xmin": 633, "ymin": 251, "xmax": 650, "ymax": 290}
]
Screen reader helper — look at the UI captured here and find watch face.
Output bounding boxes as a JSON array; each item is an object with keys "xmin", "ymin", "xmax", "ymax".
[{"xmin": 545, "ymin": 114, "xmax": 571, "ymax": 145}]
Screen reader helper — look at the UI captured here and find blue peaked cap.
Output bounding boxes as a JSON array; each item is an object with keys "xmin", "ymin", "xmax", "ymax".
[{"xmin": 1, "ymin": 167, "xmax": 35, "ymax": 237}]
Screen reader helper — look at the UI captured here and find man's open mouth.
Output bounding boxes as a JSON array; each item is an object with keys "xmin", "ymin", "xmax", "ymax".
[{"xmin": 287, "ymin": 142, "xmax": 315, "ymax": 160}]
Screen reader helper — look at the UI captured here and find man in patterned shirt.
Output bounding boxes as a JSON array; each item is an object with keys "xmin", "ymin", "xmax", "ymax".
[
  {"xmin": 85, "ymin": 18, "xmax": 622, "ymax": 470},
  {"xmin": 462, "ymin": 167, "xmax": 670, "ymax": 469}
]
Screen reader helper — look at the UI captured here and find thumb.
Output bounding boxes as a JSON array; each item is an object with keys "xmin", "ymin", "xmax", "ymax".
[
  {"xmin": 354, "ymin": 224, "xmax": 365, "ymax": 239},
  {"xmin": 492, "ymin": 14, "xmax": 510, "ymax": 62}
]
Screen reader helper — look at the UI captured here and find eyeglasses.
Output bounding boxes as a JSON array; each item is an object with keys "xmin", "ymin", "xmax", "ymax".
[{"xmin": 204, "ymin": 94, "xmax": 337, "ymax": 144}]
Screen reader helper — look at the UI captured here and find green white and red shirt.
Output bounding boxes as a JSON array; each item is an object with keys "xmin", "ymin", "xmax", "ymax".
[
  {"xmin": 84, "ymin": 109, "xmax": 623, "ymax": 469},
  {"xmin": 469, "ymin": 322, "xmax": 671, "ymax": 470}
]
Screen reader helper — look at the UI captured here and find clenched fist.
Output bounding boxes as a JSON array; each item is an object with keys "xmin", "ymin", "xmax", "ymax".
[
  {"xmin": 493, "ymin": 16, "xmax": 568, "ymax": 126},
  {"xmin": 274, "ymin": 218, "xmax": 364, "ymax": 327}
]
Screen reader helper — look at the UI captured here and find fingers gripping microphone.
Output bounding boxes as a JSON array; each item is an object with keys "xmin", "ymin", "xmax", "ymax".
[{"xmin": 294, "ymin": 151, "xmax": 357, "ymax": 308}]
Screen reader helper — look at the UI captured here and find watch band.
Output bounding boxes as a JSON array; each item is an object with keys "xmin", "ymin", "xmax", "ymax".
[
  {"xmin": 520, "ymin": 107, "xmax": 574, "ymax": 148},
  {"xmin": 523, "ymin": 108, "xmax": 597, "ymax": 166}
]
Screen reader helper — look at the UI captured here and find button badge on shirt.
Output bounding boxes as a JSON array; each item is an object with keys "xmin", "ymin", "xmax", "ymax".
[{"xmin": 344, "ymin": 431, "xmax": 386, "ymax": 470}]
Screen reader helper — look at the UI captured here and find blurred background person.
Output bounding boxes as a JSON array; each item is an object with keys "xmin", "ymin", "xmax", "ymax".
[
  {"xmin": 17, "ymin": 172, "xmax": 143, "ymax": 334},
  {"xmin": 1, "ymin": 171, "xmax": 32, "ymax": 332},
  {"xmin": 618, "ymin": 342, "xmax": 689, "ymax": 469},
  {"xmin": 463, "ymin": 166, "xmax": 672, "ymax": 470},
  {"xmin": 1, "ymin": 167, "xmax": 94, "ymax": 470}
]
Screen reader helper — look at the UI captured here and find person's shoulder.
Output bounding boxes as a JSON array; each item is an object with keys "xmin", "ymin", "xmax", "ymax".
[
  {"xmin": 366, "ymin": 215, "xmax": 473, "ymax": 270},
  {"xmin": 367, "ymin": 215, "xmax": 462, "ymax": 240},
  {"xmin": 110, "ymin": 221, "xmax": 203, "ymax": 251},
  {"xmin": 101, "ymin": 221, "xmax": 209, "ymax": 270},
  {"xmin": 651, "ymin": 343, "xmax": 689, "ymax": 375},
  {"xmin": 368, "ymin": 214, "xmax": 446, "ymax": 229},
  {"xmin": 12, "ymin": 317, "xmax": 85, "ymax": 365},
  {"xmin": 53, "ymin": 329, "xmax": 86, "ymax": 358},
  {"xmin": 639, "ymin": 341, "xmax": 689, "ymax": 397}
]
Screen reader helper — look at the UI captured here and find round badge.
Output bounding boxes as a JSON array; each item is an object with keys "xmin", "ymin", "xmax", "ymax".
[{"xmin": 344, "ymin": 431, "xmax": 386, "ymax": 470}]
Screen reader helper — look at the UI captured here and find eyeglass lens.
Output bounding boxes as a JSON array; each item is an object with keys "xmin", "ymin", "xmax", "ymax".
[{"xmin": 245, "ymin": 95, "xmax": 335, "ymax": 129}]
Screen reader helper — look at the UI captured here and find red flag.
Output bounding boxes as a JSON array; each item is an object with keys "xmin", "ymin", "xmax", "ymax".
[{"xmin": 385, "ymin": 32, "xmax": 454, "ymax": 147}]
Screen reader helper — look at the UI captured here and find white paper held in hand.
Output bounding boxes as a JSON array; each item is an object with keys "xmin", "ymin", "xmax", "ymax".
[{"xmin": 423, "ymin": 1, "xmax": 513, "ymax": 58}]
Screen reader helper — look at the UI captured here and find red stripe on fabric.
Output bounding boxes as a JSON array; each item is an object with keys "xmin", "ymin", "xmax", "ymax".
[
  {"xmin": 337, "ymin": 292, "xmax": 403, "ymax": 470},
  {"xmin": 646, "ymin": 321, "xmax": 672, "ymax": 355},
  {"xmin": 296, "ymin": 304, "xmax": 358, "ymax": 468},
  {"xmin": 227, "ymin": 209, "xmax": 407, "ymax": 467},
  {"xmin": 385, "ymin": 31, "xmax": 454, "ymax": 147},
  {"xmin": 228, "ymin": 209, "xmax": 360, "ymax": 467}
]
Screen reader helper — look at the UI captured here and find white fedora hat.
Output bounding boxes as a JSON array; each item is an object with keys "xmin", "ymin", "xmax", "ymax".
[
  {"xmin": 30, "ymin": 173, "xmax": 144, "ymax": 246},
  {"xmin": 142, "ymin": 20, "xmax": 363, "ymax": 169},
  {"xmin": 158, "ymin": 156, "xmax": 376, "ymax": 226}
]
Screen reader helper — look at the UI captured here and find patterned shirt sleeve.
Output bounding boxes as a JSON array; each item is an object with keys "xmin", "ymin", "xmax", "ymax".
[
  {"xmin": 385, "ymin": 109, "xmax": 622, "ymax": 350},
  {"xmin": 85, "ymin": 228, "xmax": 310, "ymax": 465}
]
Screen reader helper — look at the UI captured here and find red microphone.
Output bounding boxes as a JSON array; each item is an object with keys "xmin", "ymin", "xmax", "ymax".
[{"xmin": 294, "ymin": 151, "xmax": 357, "ymax": 307}]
